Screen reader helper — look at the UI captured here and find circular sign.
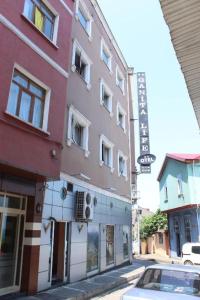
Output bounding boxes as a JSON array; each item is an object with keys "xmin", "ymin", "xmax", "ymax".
[{"xmin": 137, "ymin": 154, "xmax": 156, "ymax": 165}]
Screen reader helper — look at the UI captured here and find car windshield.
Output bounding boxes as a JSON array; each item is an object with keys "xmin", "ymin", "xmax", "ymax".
[{"xmin": 136, "ymin": 268, "xmax": 200, "ymax": 297}]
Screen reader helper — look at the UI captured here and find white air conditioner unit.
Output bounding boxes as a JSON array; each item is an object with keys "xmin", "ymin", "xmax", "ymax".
[{"xmin": 75, "ymin": 191, "xmax": 94, "ymax": 221}]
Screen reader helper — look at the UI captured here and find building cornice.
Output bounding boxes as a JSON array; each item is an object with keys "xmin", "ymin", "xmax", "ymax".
[
  {"xmin": 90, "ymin": 0, "xmax": 128, "ymax": 71},
  {"xmin": 60, "ymin": 172, "xmax": 131, "ymax": 203}
]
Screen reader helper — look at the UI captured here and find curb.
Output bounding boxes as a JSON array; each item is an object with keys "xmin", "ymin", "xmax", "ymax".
[{"xmin": 77, "ymin": 267, "xmax": 145, "ymax": 300}]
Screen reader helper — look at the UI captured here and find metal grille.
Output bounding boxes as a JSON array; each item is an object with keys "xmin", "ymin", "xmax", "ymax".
[{"xmin": 75, "ymin": 191, "xmax": 85, "ymax": 220}]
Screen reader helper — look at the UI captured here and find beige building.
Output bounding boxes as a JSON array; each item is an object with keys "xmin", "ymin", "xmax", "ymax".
[{"xmin": 38, "ymin": 0, "xmax": 135, "ymax": 291}]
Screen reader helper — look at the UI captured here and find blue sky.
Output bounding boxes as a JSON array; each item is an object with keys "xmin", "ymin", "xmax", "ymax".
[{"xmin": 98, "ymin": 0, "xmax": 200, "ymax": 211}]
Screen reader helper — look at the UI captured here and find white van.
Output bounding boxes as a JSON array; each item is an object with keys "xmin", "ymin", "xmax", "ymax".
[{"xmin": 182, "ymin": 242, "xmax": 200, "ymax": 265}]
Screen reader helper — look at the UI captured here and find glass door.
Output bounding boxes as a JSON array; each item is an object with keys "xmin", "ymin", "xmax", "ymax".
[
  {"xmin": 0, "ymin": 214, "xmax": 19, "ymax": 290},
  {"xmin": 64, "ymin": 222, "xmax": 69, "ymax": 282}
]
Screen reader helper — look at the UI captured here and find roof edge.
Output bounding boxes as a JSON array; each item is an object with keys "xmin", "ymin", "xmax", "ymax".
[{"xmin": 91, "ymin": 0, "xmax": 129, "ymax": 70}]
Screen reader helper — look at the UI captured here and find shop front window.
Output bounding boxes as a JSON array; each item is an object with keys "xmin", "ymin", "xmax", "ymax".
[
  {"xmin": 106, "ymin": 225, "xmax": 114, "ymax": 265},
  {"xmin": 87, "ymin": 224, "xmax": 99, "ymax": 273},
  {"xmin": 123, "ymin": 226, "xmax": 129, "ymax": 259},
  {"xmin": 184, "ymin": 216, "xmax": 191, "ymax": 242}
]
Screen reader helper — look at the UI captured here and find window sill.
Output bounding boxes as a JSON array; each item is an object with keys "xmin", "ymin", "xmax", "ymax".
[
  {"xmin": 178, "ymin": 194, "xmax": 184, "ymax": 198},
  {"xmin": 118, "ymin": 173, "xmax": 128, "ymax": 181},
  {"xmin": 100, "ymin": 101, "xmax": 113, "ymax": 117},
  {"xmin": 101, "ymin": 58, "xmax": 112, "ymax": 74},
  {"xmin": 117, "ymin": 123, "xmax": 126, "ymax": 133},
  {"xmin": 5, "ymin": 111, "xmax": 50, "ymax": 136},
  {"xmin": 71, "ymin": 65, "xmax": 91, "ymax": 90},
  {"xmin": 116, "ymin": 83, "xmax": 125, "ymax": 95},
  {"xmin": 99, "ymin": 161, "xmax": 114, "ymax": 173},
  {"xmin": 66, "ymin": 138, "xmax": 90, "ymax": 157},
  {"xmin": 21, "ymin": 14, "xmax": 59, "ymax": 50}
]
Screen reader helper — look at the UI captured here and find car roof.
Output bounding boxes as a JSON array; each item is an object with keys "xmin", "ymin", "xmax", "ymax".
[
  {"xmin": 123, "ymin": 288, "xmax": 198, "ymax": 300},
  {"xmin": 183, "ymin": 242, "xmax": 200, "ymax": 247},
  {"xmin": 146, "ymin": 263, "xmax": 200, "ymax": 273}
]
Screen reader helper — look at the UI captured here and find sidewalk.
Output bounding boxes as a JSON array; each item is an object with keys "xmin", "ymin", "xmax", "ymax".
[
  {"xmin": 135, "ymin": 253, "xmax": 182, "ymax": 264},
  {"xmin": 16, "ymin": 262, "xmax": 145, "ymax": 300}
]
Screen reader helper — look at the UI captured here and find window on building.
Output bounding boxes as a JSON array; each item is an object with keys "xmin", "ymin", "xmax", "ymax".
[
  {"xmin": 101, "ymin": 39, "xmax": 112, "ymax": 71},
  {"xmin": 118, "ymin": 151, "xmax": 127, "ymax": 178},
  {"xmin": 71, "ymin": 117, "xmax": 84, "ymax": 147},
  {"xmin": 117, "ymin": 103, "xmax": 126, "ymax": 131},
  {"xmin": 100, "ymin": 135, "xmax": 114, "ymax": 171},
  {"xmin": 77, "ymin": 1, "xmax": 92, "ymax": 37},
  {"xmin": 164, "ymin": 184, "xmax": 168, "ymax": 202},
  {"xmin": 72, "ymin": 40, "xmax": 91, "ymax": 88},
  {"xmin": 67, "ymin": 105, "xmax": 91, "ymax": 157},
  {"xmin": 158, "ymin": 232, "xmax": 163, "ymax": 244},
  {"xmin": 102, "ymin": 143, "xmax": 110, "ymax": 166},
  {"xmin": 23, "ymin": 0, "xmax": 57, "ymax": 41},
  {"xmin": 100, "ymin": 80, "xmax": 112, "ymax": 114},
  {"xmin": 177, "ymin": 175, "xmax": 183, "ymax": 197},
  {"xmin": 184, "ymin": 216, "xmax": 191, "ymax": 242},
  {"xmin": 123, "ymin": 226, "xmax": 129, "ymax": 259},
  {"xmin": 173, "ymin": 218, "xmax": 180, "ymax": 233},
  {"xmin": 7, "ymin": 69, "xmax": 48, "ymax": 130},
  {"xmin": 75, "ymin": 49, "xmax": 87, "ymax": 79},
  {"xmin": 116, "ymin": 66, "xmax": 125, "ymax": 93},
  {"xmin": 102, "ymin": 49, "xmax": 109, "ymax": 66},
  {"xmin": 106, "ymin": 225, "xmax": 114, "ymax": 265}
]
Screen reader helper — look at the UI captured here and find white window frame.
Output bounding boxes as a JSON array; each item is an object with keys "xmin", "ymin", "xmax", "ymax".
[
  {"xmin": 99, "ymin": 134, "xmax": 114, "ymax": 172},
  {"xmin": 71, "ymin": 39, "xmax": 92, "ymax": 90},
  {"xmin": 100, "ymin": 38, "xmax": 112, "ymax": 72},
  {"xmin": 100, "ymin": 79, "xmax": 113, "ymax": 116},
  {"xmin": 75, "ymin": 0, "xmax": 93, "ymax": 40},
  {"xmin": 116, "ymin": 65, "xmax": 125, "ymax": 94},
  {"xmin": 6, "ymin": 63, "xmax": 51, "ymax": 133},
  {"xmin": 23, "ymin": 0, "xmax": 59, "ymax": 45},
  {"xmin": 116, "ymin": 102, "xmax": 126, "ymax": 132},
  {"xmin": 67, "ymin": 105, "xmax": 91, "ymax": 157},
  {"xmin": 118, "ymin": 150, "xmax": 128, "ymax": 180}
]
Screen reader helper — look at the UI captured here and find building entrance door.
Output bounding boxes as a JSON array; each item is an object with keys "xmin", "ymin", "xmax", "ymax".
[
  {"xmin": 50, "ymin": 222, "xmax": 69, "ymax": 285},
  {"xmin": 0, "ymin": 194, "xmax": 25, "ymax": 296}
]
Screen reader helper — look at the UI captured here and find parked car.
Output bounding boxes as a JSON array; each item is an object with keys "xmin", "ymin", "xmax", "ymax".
[
  {"xmin": 182, "ymin": 243, "xmax": 200, "ymax": 265},
  {"xmin": 121, "ymin": 264, "xmax": 200, "ymax": 299}
]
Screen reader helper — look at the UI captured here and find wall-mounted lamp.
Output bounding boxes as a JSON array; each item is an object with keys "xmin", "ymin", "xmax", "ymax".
[
  {"xmin": 36, "ymin": 202, "xmax": 42, "ymax": 214},
  {"xmin": 50, "ymin": 149, "xmax": 57, "ymax": 158}
]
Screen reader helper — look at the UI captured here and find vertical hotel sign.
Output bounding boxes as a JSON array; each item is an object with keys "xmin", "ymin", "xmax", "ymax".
[{"xmin": 137, "ymin": 72, "xmax": 151, "ymax": 173}]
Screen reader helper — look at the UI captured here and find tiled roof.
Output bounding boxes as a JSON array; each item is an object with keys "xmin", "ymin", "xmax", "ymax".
[
  {"xmin": 167, "ymin": 153, "xmax": 200, "ymax": 162},
  {"xmin": 157, "ymin": 153, "xmax": 200, "ymax": 181}
]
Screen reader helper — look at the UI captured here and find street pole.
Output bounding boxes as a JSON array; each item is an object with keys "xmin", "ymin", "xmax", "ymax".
[{"xmin": 137, "ymin": 210, "xmax": 140, "ymax": 255}]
